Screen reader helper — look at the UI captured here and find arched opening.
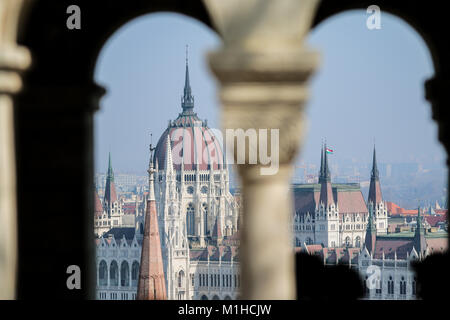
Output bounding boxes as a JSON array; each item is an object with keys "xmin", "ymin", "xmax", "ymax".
[
  {"xmin": 293, "ymin": 9, "xmax": 445, "ymax": 300},
  {"xmin": 99, "ymin": 260, "xmax": 108, "ymax": 286},
  {"xmin": 187, "ymin": 203, "xmax": 195, "ymax": 236},
  {"xmin": 178, "ymin": 270, "xmax": 185, "ymax": 288},
  {"xmin": 131, "ymin": 261, "xmax": 140, "ymax": 287},
  {"xmin": 120, "ymin": 261, "xmax": 130, "ymax": 287},
  {"xmin": 200, "ymin": 295, "xmax": 208, "ymax": 300},
  {"xmin": 93, "ymin": 12, "xmax": 228, "ymax": 300},
  {"xmin": 110, "ymin": 261, "xmax": 119, "ymax": 287}
]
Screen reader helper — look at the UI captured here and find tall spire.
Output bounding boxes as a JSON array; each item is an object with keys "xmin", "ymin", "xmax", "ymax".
[
  {"xmin": 137, "ymin": 142, "xmax": 167, "ymax": 300},
  {"xmin": 368, "ymin": 145, "xmax": 383, "ymax": 204},
  {"xmin": 104, "ymin": 152, "xmax": 117, "ymax": 207},
  {"xmin": 181, "ymin": 45, "xmax": 194, "ymax": 112},
  {"xmin": 319, "ymin": 142, "xmax": 334, "ymax": 206}
]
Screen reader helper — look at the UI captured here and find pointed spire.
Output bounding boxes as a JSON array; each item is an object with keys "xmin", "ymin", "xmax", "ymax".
[
  {"xmin": 137, "ymin": 142, "xmax": 167, "ymax": 300},
  {"xmin": 319, "ymin": 142, "xmax": 334, "ymax": 206},
  {"xmin": 181, "ymin": 45, "xmax": 194, "ymax": 112},
  {"xmin": 371, "ymin": 144, "xmax": 379, "ymax": 180},
  {"xmin": 368, "ymin": 145, "xmax": 383, "ymax": 204},
  {"xmin": 104, "ymin": 152, "xmax": 117, "ymax": 207}
]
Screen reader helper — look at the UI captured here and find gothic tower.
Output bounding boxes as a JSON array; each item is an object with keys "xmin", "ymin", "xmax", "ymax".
[
  {"xmin": 315, "ymin": 143, "xmax": 339, "ymax": 247},
  {"xmin": 367, "ymin": 145, "xmax": 388, "ymax": 234},
  {"xmin": 137, "ymin": 144, "xmax": 167, "ymax": 300}
]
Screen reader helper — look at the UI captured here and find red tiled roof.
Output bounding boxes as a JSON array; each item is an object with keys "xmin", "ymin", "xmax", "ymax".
[
  {"xmin": 94, "ymin": 191, "xmax": 103, "ymax": 217},
  {"xmin": 425, "ymin": 215, "xmax": 447, "ymax": 227},
  {"xmin": 386, "ymin": 201, "xmax": 417, "ymax": 216},
  {"xmin": 294, "ymin": 186, "xmax": 368, "ymax": 216}
]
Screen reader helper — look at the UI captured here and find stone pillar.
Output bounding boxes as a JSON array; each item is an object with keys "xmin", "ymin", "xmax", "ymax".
[
  {"xmin": 0, "ymin": 0, "xmax": 31, "ymax": 300},
  {"xmin": 204, "ymin": 0, "xmax": 320, "ymax": 299}
]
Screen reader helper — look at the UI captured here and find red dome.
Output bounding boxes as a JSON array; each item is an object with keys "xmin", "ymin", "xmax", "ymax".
[{"xmin": 154, "ymin": 111, "xmax": 225, "ymax": 171}]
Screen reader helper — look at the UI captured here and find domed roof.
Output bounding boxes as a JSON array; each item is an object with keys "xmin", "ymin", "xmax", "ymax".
[{"xmin": 154, "ymin": 57, "xmax": 224, "ymax": 171}]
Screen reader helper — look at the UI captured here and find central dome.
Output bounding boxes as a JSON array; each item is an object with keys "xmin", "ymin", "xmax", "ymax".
[{"xmin": 153, "ymin": 58, "xmax": 224, "ymax": 171}]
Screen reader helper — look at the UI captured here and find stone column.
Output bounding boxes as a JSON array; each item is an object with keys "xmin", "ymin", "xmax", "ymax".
[
  {"xmin": 204, "ymin": 0, "xmax": 320, "ymax": 299},
  {"xmin": 0, "ymin": 0, "xmax": 31, "ymax": 300}
]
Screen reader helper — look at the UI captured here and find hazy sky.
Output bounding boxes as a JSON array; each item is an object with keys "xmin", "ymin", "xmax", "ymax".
[{"xmin": 94, "ymin": 11, "xmax": 445, "ymax": 174}]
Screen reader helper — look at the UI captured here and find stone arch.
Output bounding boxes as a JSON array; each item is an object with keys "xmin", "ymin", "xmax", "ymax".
[
  {"xmin": 212, "ymin": 295, "xmax": 220, "ymax": 300},
  {"xmin": 200, "ymin": 294, "xmax": 208, "ymax": 300},
  {"xmin": 224, "ymin": 295, "xmax": 232, "ymax": 300}
]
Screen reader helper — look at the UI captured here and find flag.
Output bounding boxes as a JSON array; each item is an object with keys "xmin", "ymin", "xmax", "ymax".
[{"xmin": 326, "ymin": 147, "xmax": 334, "ymax": 154}]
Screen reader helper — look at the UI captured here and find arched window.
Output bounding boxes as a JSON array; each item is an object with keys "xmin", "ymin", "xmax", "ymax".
[
  {"xmin": 345, "ymin": 236, "xmax": 351, "ymax": 247},
  {"xmin": 186, "ymin": 203, "xmax": 195, "ymax": 236},
  {"xmin": 306, "ymin": 237, "xmax": 313, "ymax": 245},
  {"xmin": 224, "ymin": 295, "xmax": 232, "ymax": 300},
  {"xmin": 120, "ymin": 261, "xmax": 130, "ymax": 287},
  {"xmin": 388, "ymin": 276, "xmax": 394, "ymax": 295},
  {"xmin": 355, "ymin": 236, "xmax": 361, "ymax": 248},
  {"xmin": 412, "ymin": 277, "xmax": 417, "ymax": 296},
  {"xmin": 178, "ymin": 270, "xmax": 185, "ymax": 288},
  {"xmin": 212, "ymin": 295, "xmax": 220, "ymax": 300},
  {"xmin": 110, "ymin": 260, "xmax": 118, "ymax": 286},
  {"xmin": 99, "ymin": 260, "xmax": 108, "ymax": 286},
  {"xmin": 202, "ymin": 203, "xmax": 208, "ymax": 235},
  {"xmin": 400, "ymin": 276, "xmax": 406, "ymax": 295},
  {"xmin": 131, "ymin": 261, "xmax": 139, "ymax": 286},
  {"xmin": 201, "ymin": 295, "xmax": 208, "ymax": 300}
]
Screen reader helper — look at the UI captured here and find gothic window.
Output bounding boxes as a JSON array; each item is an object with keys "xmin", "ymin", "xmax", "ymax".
[
  {"xmin": 212, "ymin": 295, "xmax": 220, "ymax": 300},
  {"xmin": 201, "ymin": 295, "xmax": 208, "ymax": 300},
  {"xmin": 109, "ymin": 260, "xmax": 118, "ymax": 286},
  {"xmin": 186, "ymin": 203, "xmax": 195, "ymax": 236},
  {"xmin": 120, "ymin": 261, "xmax": 130, "ymax": 287},
  {"xmin": 131, "ymin": 261, "xmax": 139, "ymax": 286},
  {"xmin": 345, "ymin": 236, "xmax": 351, "ymax": 247},
  {"xmin": 412, "ymin": 277, "xmax": 417, "ymax": 295},
  {"xmin": 201, "ymin": 186, "xmax": 208, "ymax": 194},
  {"xmin": 355, "ymin": 236, "xmax": 361, "ymax": 248},
  {"xmin": 400, "ymin": 276, "xmax": 406, "ymax": 295},
  {"xmin": 187, "ymin": 186, "xmax": 194, "ymax": 194},
  {"xmin": 99, "ymin": 260, "xmax": 108, "ymax": 286},
  {"xmin": 178, "ymin": 270, "xmax": 185, "ymax": 288},
  {"xmin": 191, "ymin": 273, "xmax": 195, "ymax": 287},
  {"xmin": 202, "ymin": 203, "xmax": 208, "ymax": 235},
  {"xmin": 306, "ymin": 237, "xmax": 313, "ymax": 245},
  {"xmin": 388, "ymin": 276, "xmax": 394, "ymax": 295}
]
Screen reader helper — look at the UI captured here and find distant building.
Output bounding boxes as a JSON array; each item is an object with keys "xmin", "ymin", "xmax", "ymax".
[
  {"xmin": 94, "ymin": 154, "xmax": 135, "ymax": 237},
  {"xmin": 293, "ymin": 145, "xmax": 388, "ymax": 248}
]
